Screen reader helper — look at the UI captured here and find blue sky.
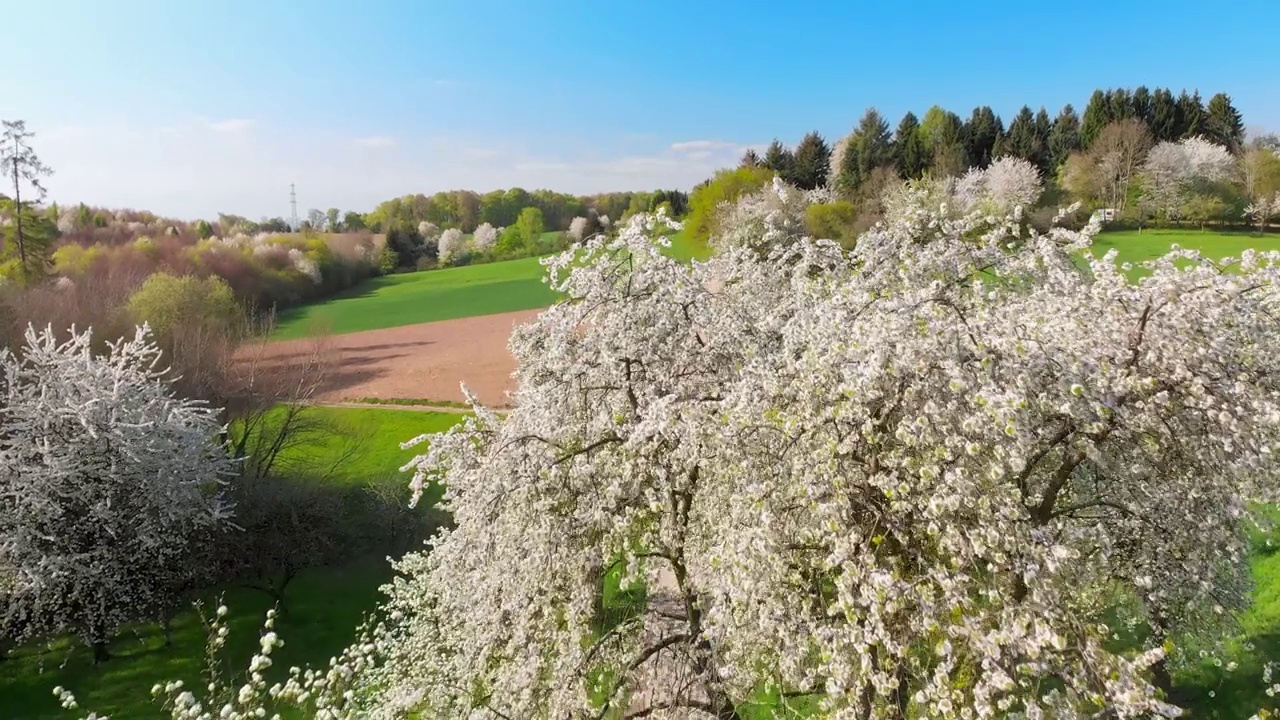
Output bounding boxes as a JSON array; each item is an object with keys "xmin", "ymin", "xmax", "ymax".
[{"xmin": 5, "ymin": 0, "xmax": 1278, "ymax": 220}]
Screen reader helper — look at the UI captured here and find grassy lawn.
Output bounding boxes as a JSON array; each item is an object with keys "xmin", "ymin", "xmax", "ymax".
[
  {"xmin": 273, "ymin": 228, "xmax": 709, "ymax": 340},
  {"xmin": 2, "ymin": 406, "xmax": 467, "ymax": 720},
  {"xmin": 1088, "ymin": 229, "xmax": 1280, "ymax": 277}
]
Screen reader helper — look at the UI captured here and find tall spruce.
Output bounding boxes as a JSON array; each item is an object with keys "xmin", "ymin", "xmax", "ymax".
[
  {"xmin": 1109, "ymin": 88, "xmax": 1134, "ymax": 121},
  {"xmin": 1131, "ymin": 86, "xmax": 1153, "ymax": 125},
  {"xmin": 739, "ymin": 149, "xmax": 762, "ymax": 168},
  {"xmin": 1150, "ymin": 88, "xmax": 1178, "ymax": 141},
  {"xmin": 962, "ymin": 106, "xmax": 1003, "ymax": 168},
  {"xmin": 791, "ymin": 131, "xmax": 832, "ymax": 190},
  {"xmin": 839, "ymin": 107, "xmax": 893, "ymax": 191},
  {"xmin": 1080, "ymin": 89, "xmax": 1110, "ymax": 147},
  {"xmin": 1003, "ymin": 106, "xmax": 1043, "ymax": 166},
  {"xmin": 763, "ymin": 140, "xmax": 795, "ymax": 180},
  {"xmin": 1205, "ymin": 93, "xmax": 1245, "ymax": 153},
  {"xmin": 0, "ymin": 120, "xmax": 55, "ymax": 285},
  {"xmin": 892, "ymin": 111, "xmax": 929, "ymax": 179},
  {"xmin": 1033, "ymin": 107, "xmax": 1052, "ymax": 170},
  {"xmin": 1176, "ymin": 90, "xmax": 1206, "ymax": 139},
  {"xmin": 1047, "ymin": 104, "xmax": 1081, "ymax": 170}
]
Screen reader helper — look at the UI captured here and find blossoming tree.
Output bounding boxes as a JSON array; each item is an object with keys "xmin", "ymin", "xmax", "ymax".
[
  {"xmin": 56, "ymin": 185, "xmax": 1280, "ymax": 718},
  {"xmin": 438, "ymin": 228, "xmax": 466, "ymax": 266},
  {"xmin": 0, "ymin": 325, "xmax": 234, "ymax": 662},
  {"xmin": 472, "ymin": 222, "xmax": 498, "ymax": 253}
]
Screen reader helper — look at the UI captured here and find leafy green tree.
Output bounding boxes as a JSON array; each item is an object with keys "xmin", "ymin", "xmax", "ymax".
[
  {"xmin": 1080, "ymin": 89, "xmax": 1110, "ymax": 147},
  {"xmin": 838, "ymin": 108, "xmax": 893, "ymax": 191},
  {"xmin": 194, "ymin": 219, "xmax": 214, "ymax": 239},
  {"xmin": 763, "ymin": 140, "xmax": 795, "ymax": 182},
  {"xmin": 791, "ymin": 131, "xmax": 831, "ymax": 190},
  {"xmin": 515, "ymin": 206, "xmax": 545, "ymax": 249},
  {"xmin": 686, "ymin": 166, "xmax": 774, "ymax": 246},
  {"xmin": 1150, "ymin": 88, "xmax": 1178, "ymax": 141},
  {"xmin": 919, "ymin": 105, "xmax": 963, "ymax": 151},
  {"xmin": 342, "ymin": 211, "xmax": 366, "ymax": 232},
  {"xmin": 803, "ymin": 200, "xmax": 859, "ymax": 249},
  {"xmin": 961, "ymin": 106, "xmax": 1002, "ymax": 169},
  {"xmin": 326, "ymin": 208, "xmax": 341, "ymax": 233},
  {"xmin": 1047, "ymin": 104, "xmax": 1081, "ymax": 170},
  {"xmin": 0, "ymin": 120, "xmax": 54, "ymax": 285},
  {"xmin": 1204, "ymin": 93, "xmax": 1245, "ymax": 153},
  {"xmin": 1176, "ymin": 90, "xmax": 1206, "ymax": 139},
  {"xmin": 892, "ymin": 112, "xmax": 929, "ymax": 179},
  {"xmin": 127, "ymin": 274, "xmax": 240, "ymax": 341}
]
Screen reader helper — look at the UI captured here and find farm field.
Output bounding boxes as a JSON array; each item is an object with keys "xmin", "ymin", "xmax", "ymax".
[
  {"xmin": 2, "ymin": 405, "xmax": 468, "ymax": 720},
  {"xmin": 271, "ymin": 229, "xmax": 707, "ymax": 340},
  {"xmin": 1089, "ymin": 229, "xmax": 1280, "ymax": 274}
]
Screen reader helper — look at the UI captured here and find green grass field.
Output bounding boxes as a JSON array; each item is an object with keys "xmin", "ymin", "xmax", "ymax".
[
  {"xmin": 2, "ymin": 406, "xmax": 466, "ymax": 720},
  {"xmin": 1087, "ymin": 229, "xmax": 1280, "ymax": 276},
  {"xmin": 272, "ymin": 229, "xmax": 708, "ymax": 340}
]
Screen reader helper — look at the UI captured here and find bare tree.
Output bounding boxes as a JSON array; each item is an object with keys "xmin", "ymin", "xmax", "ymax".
[
  {"xmin": 0, "ymin": 120, "xmax": 54, "ymax": 283},
  {"xmin": 1089, "ymin": 119, "xmax": 1153, "ymax": 213}
]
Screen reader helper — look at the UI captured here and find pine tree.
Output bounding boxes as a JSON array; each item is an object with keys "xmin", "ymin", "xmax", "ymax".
[
  {"xmin": 892, "ymin": 112, "xmax": 928, "ymax": 179},
  {"xmin": 739, "ymin": 149, "xmax": 762, "ymax": 168},
  {"xmin": 0, "ymin": 120, "xmax": 55, "ymax": 285},
  {"xmin": 763, "ymin": 140, "xmax": 795, "ymax": 181},
  {"xmin": 1131, "ymin": 86, "xmax": 1153, "ymax": 125},
  {"xmin": 1033, "ymin": 107, "xmax": 1052, "ymax": 170},
  {"xmin": 1047, "ymin": 104, "xmax": 1081, "ymax": 170},
  {"xmin": 791, "ymin": 131, "xmax": 832, "ymax": 190},
  {"xmin": 1080, "ymin": 89, "xmax": 1110, "ymax": 147},
  {"xmin": 1204, "ymin": 93, "xmax": 1245, "ymax": 153},
  {"xmin": 962, "ymin": 106, "xmax": 1002, "ymax": 169},
  {"xmin": 1003, "ymin": 106, "xmax": 1043, "ymax": 165},
  {"xmin": 1109, "ymin": 88, "xmax": 1134, "ymax": 121},
  {"xmin": 1176, "ymin": 90, "xmax": 1206, "ymax": 139},
  {"xmin": 839, "ymin": 108, "xmax": 893, "ymax": 191},
  {"xmin": 1150, "ymin": 88, "xmax": 1178, "ymax": 142}
]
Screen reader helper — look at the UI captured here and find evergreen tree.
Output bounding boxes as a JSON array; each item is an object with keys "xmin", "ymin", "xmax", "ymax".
[
  {"xmin": 763, "ymin": 140, "xmax": 795, "ymax": 180},
  {"xmin": 1131, "ymin": 86, "xmax": 1153, "ymax": 125},
  {"xmin": 839, "ymin": 108, "xmax": 893, "ymax": 191},
  {"xmin": 919, "ymin": 105, "xmax": 965, "ymax": 176},
  {"xmin": 962, "ymin": 106, "xmax": 1002, "ymax": 168},
  {"xmin": 1080, "ymin": 89, "xmax": 1110, "ymax": 147},
  {"xmin": 1150, "ymin": 88, "xmax": 1178, "ymax": 141},
  {"xmin": 892, "ymin": 112, "xmax": 928, "ymax": 179},
  {"xmin": 739, "ymin": 149, "xmax": 762, "ymax": 168},
  {"xmin": 1047, "ymin": 104, "xmax": 1081, "ymax": 170},
  {"xmin": 1033, "ymin": 107, "xmax": 1052, "ymax": 170},
  {"xmin": 791, "ymin": 131, "xmax": 831, "ymax": 190},
  {"xmin": 1204, "ymin": 93, "xmax": 1245, "ymax": 153},
  {"xmin": 1109, "ymin": 88, "xmax": 1134, "ymax": 121},
  {"xmin": 1176, "ymin": 90, "xmax": 1206, "ymax": 139},
  {"xmin": 1003, "ymin": 106, "xmax": 1043, "ymax": 166}
]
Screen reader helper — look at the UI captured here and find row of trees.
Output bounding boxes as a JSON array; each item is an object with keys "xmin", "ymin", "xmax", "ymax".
[{"xmin": 744, "ymin": 86, "xmax": 1247, "ymax": 202}]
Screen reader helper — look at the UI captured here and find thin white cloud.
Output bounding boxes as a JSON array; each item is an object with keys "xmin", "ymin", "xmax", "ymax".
[
  {"xmin": 670, "ymin": 139, "xmax": 739, "ymax": 153},
  {"xmin": 203, "ymin": 118, "xmax": 255, "ymax": 133},
  {"xmin": 354, "ymin": 135, "xmax": 396, "ymax": 149}
]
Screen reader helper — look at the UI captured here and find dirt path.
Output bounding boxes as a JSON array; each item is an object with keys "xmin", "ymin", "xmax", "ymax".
[{"xmin": 252, "ymin": 308, "xmax": 542, "ymax": 408}]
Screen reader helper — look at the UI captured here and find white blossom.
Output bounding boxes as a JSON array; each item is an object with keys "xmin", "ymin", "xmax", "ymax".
[
  {"xmin": 438, "ymin": 228, "xmax": 466, "ymax": 266},
  {"xmin": 472, "ymin": 223, "xmax": 498, "ymax": 253},
  {"xmin": 287, "ymin": 248, "xmax": 323, "ymax": 284},
  {"xmin": 956, "ymin": 156, "xmax": 1043, "ymax": 214},
  {"xmin": 0, "ymin": 325, "xmax": 235, "ymax": 655},
  {"xmin": 566, "ymin": 216, "xmax": 590, "ymax": 243},
  {"xmin": 1140, "ymin": 137, "xmax": 1236, "ymax": 221}
]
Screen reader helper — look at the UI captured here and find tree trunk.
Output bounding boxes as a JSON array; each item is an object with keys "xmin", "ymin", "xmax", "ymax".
[
  {"xmin": 162, "ymin": 614, "xmax": 174, "ymax": 647},
  {"xmin": 11, "ymin": 165, "xmax": 27, "ymax": 283},
  {"xmin": 91, "ymin": 640, "xmax": 110, "ymax": 664}
]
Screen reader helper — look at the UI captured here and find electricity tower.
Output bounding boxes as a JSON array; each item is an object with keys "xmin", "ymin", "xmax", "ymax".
[{"xmin": 289, "ymin": 183, "xmax": 299, "ymax": 231}]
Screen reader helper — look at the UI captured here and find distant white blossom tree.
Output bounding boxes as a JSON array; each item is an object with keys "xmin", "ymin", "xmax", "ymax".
[
  {"xmin": 956, "ymin": 156, "xmax": 1043, "ymax": 215},
  {"xmin": 1140, "ymin": 137, "xmax": 1236, "ymax": 222},
  {"xmin": 567, "ymin": 216, "xmax": 590, "ymax": 242},
  {"xmin": 417, "ymin": 221, "xmax": 440, "ymax": 241},
  {"xmin": 437, "ymin": 228, "xmax": 466, "ymax": 266},
  {"xmin": 472, "ymin": 222, "xmax": 498, "ymax": 253},
  {"xmin": 0, "ymin": 325, "xmax": 234, "ymax": 662}
]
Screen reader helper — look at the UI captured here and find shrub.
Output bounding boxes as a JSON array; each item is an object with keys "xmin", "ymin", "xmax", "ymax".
[
  {"xmin": 686, "ymin": 165, "xmax": 775, "ymax": 248},
  {"xmin": 804, "ymin": 200, "xmax": 860, "ymax": 248}
]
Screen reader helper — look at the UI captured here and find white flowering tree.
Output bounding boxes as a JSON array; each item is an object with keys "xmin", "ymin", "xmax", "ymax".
[
  {"xmin": 0, "ymin": 325, "xmax": 234, "ymax": 663},
  {"xmin": 54, "ymin": 186, "xmax": 1280, "ymax": 719},
  {"xmin": 1140, "ymin": 137, "xmax": 1236, "ymax": 223},
  {"xmin": 712, "ymin": 176, "xmax": 818, "ymax": 254},
  {"xmin": 472, "ymin": 222, "xmax": 498, "ymax": 253},
  {"xmin": 303, "ymin": 184, "xmax": 1280, "ymax": 720},
  {"xmin": 956, "ymin": 156, "xmax": 1043, "ymax": 215},
  {"xmin": 437, "ymin": 228, "xmax": 466, "ymax": 266},
  {"xmin": 567, "ymin": 215, "xmax": 590, "ymax": 242}
]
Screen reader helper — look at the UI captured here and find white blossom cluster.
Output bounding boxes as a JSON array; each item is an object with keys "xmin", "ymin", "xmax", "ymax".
[
  {"xmin": 472, "ymin": 222, "xmax": 498, "ymax": 252},
  {"xmin": 1246, "ymin": 194, "xmax": 1280, "ymax": 230},
  {"xmin": 0, "ymin": 325, "xmax": 235, "ymax": 653},
  {"xmin": 56, "ymin": 193, "xmax": 1280, "ymax": 719},
  {"xmin": 567, "ymin": 216, "xmax": 590, "ymax": 242},
  {"xmin": 287, "ymin": 248, "xmax": 323, "ymax": 284},
  {"xmin": 712, "ymin": 176, "xmax": 815, "ymax": 253},
  {"xmin": 438, "ymin": 228, "xmax": 466, "ymax": 266},
  {"xmin": 1141, "ymin": 136, "xmax": 1236, "ymax": 220},
  {"xmin": 955, "ymin": 156, "xmax": 1044, "ymax": 215},
  {"xmin": 417, "ymin": 221, "xmax": 441, "ymax": 241}
]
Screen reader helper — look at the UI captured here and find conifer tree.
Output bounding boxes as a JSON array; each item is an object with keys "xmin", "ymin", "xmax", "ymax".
[
  {"xmin": 1047, "ymin": 104, "xmax": 1081, "ymax": 170},
  {"xmin": 1080, "ymin": 89, "xmax": 1110, "ymax": 147},
  {"xmin": 892, "ymin": 112, "xmax": 929, "ymax": 179},
  {"xmin": 1205, "ymin": 93, "xmax": 1245, "ymax": 153},
  {"xmin": 1150, "ymin": 88, "xmax": 1178, "ymax": 142},
  {"xmin": 790, "ymin": 131, "xmax": 831, "ymax": 190},
  {"xmin": 962, "ymin": 106, "xmax": 1002, "ymax": 169}
]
